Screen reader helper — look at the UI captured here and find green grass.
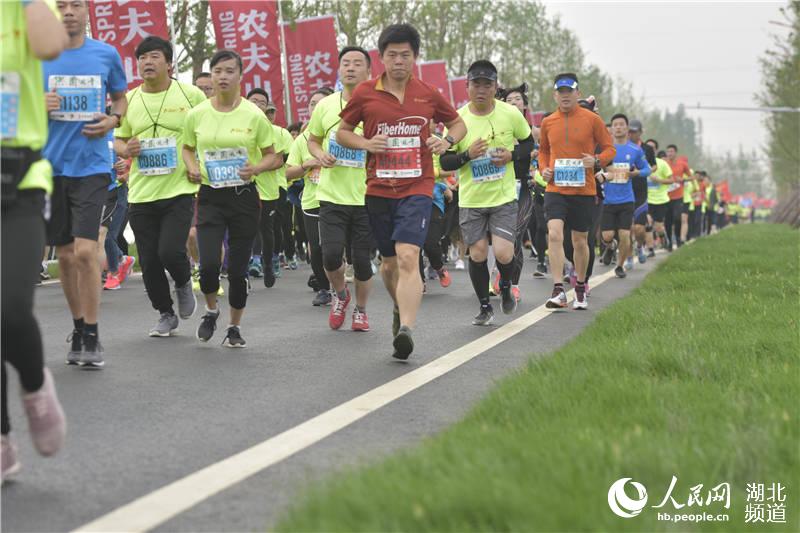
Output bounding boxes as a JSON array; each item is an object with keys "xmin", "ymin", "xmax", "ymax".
[{"xmin": 275, "ymin": 224, "xmax": 800, "ymax": 532}]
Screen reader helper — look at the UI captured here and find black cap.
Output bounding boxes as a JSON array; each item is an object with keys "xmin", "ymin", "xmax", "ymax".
[
  {"xmin": 629, "ymin": 119, "xmax": 643, "ymax": 132},
  {"xmin": 467, "ymin": 60, "xmax": 498, "ymax": 82}
]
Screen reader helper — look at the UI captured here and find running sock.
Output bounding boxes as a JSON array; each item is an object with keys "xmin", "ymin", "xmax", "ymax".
[
  {"xmin": 468, "ymin": 258, "xmax": 490, "ymax": 306},
  {"xmin": 336, "ymin": 289, "xmax": 347, "ymax": 300},
  {"xmin": 73, "ymin": 317, "xmax": 84, "ymax": 332},
  {"xmin": 576, "ymin": 280, "xmax": 586, "ymax": 295},
  {"xmin": 84, "ymin": 323, "xmax": 98, "ymax": 336},
  {"xmin": 205, "ymin": 306, "xmax": 219, "ymax": 314},
  {"xmin": 496, "ymin": 259, "xmax": 513, "ymax": 286}
]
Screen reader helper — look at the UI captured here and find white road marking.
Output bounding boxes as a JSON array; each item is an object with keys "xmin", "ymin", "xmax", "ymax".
[{"xmin": 73, "ymin": 263, "xmax": 630, "ymax": 532}]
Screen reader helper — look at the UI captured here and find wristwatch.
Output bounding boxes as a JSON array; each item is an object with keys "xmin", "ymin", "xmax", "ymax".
[
  {"xmin": 111, "ymin": 113, "xmax": 122, "ymax": 126},
  {"xmin": 444, "ymin": 135, "xmax": 455, "ymax": 149}
]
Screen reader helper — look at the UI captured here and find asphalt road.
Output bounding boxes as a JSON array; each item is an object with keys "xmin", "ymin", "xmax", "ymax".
[{"xmin": 2, "ymin": 252, "xmax": 665, "ymax": 532}]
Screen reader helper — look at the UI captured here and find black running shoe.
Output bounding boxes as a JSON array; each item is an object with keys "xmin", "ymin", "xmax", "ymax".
[
  {"xmin": 472, "ymin": 304, "xmax": 494, "ymax": 326},
  {"xmin": 392, "ymin": 326, "xmax": 414, "ymax": 360},
  {"xmin": 66, "ymin": 329, "xmax": 82, "ymax": 365},
  {"xmin": 197, "ymin": 310, "xmax": 220, "ymax": 342},
  {"xmin": 614, "ymin": 266, "xmax": 627, "ymax": 278},
  {"xmin": 500, "ymin": 281, "xmax": 517, "ymax": 315},
  {"xmin": 222, "ymin": 326, "xmax": 246, "ymax": 348}
]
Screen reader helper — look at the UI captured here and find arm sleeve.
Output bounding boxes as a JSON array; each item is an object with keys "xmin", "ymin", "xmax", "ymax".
[
  {"xmin": 635, "ymin": 148, "xmax": 651, "ymax": 178},
  {"xmin": 513, "ymin": 134, "xmax": 535, "ymax": 161},
  {"xmin": 439, "ymin": 150, "xmax": 465, "ymax": 171}
]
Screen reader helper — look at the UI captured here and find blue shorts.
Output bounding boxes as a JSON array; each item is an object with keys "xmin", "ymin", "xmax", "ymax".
[{"xmin": 366, "ymin": 194, "xmax": 432, "ymax": 257}]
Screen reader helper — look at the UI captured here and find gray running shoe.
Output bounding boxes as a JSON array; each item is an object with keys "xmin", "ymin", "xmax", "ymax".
[
  {"xmin": 66, "ymin": 329, "xmax": 82, "ymax": 365},
  {"xmin": 472, "ymin": 305, "xmax": 495, "ymax": 326},
  {"xmin": 175, "ymin": 281, "xmax": 197, "ymax": 319},
  {"xmin": 149, "ymin": 312, "xmax": 178, "ymax": 337},
  {"xmin": 79, "ymin": 333, "xmax": 104, "ymax": 368}
]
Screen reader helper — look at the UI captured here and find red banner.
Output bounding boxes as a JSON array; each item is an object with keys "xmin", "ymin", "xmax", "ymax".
[
  {"xmin": 418, "ymin": 61, "xmax": 450, "ymax": 104},
  {"xmin": 282, "ymin": 15, "xmax": 338, "ymax": 124},
  {"xmin": 89, "ymin": 0, "xmax": 169, "ymax": 90},
  {"xmin": 449, "ymin": 76, "xmax": 468, "ymax": 109},
  {"xmin": 368, "ymin": 49, "xmax": 384, "ymax": 79},
  {"xmin": 209, "ymin": 0, "xmax": 285, "ymax": 125}
]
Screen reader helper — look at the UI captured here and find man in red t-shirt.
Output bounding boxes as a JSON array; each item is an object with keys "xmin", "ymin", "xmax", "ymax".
[
  {"xmin": 337, "ymin": 23, "xmax": 466, "ymax": 360},
  {"xmin": 665, "ymin": 144, "xmax": 690, "ymax": 249}
]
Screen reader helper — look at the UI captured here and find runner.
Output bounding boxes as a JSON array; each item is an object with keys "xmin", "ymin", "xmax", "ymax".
[
  {"xmin": 336, "ymin": 24, "xmax": 466, "ymax": 358},
  {"xmin": 43, "ymin": 0, "xmax": 128, "ymax": 367},
  {"xmin": 627, "ymin": 119, "xmax": 656, "ymax": 265},
  {"xmin": 644, "ymin": 141, "xmax": 674, "ymax": 255},
  {"xmin": 186, "ymin": 72, "xmax": 214, "ymax": 281},
  {"xmin": 115, "ymin": 36, "xmax": 206, "ymax": 337},
  {"xmin": 502, "ymin": 83, "xmax": 537, "ymax": 301},
  {"xmin": 285, "ymin": 88, "xmax": 332, "ymax": 306},
  {"xmin": 307, "ymin": 46, "xmax": 373, "ymax": 331},
  {"xmin": 440, "ymin": 60, "xmax": 533, "ymax": 324},
  {"xmin": 182, "ymin": 49, "xmax": 278, "ymax": 347},
  {"xmin": 247, "ymin": 87, "xmax": 293, "ymax": 287},
  {"xmin": 600, "ymin": 113, "xmax": 651, "ymax": 278},
  {"xmin": 101, "ymin": 131, "xmax": 135, "ymax": 290},
  {"xmin": 665, "ymin": 144, "xmax": 690, "ymax": 249},
  {"xmin": 538, "ymin": 73, "xmax": 615, "ymax": 310},
  {"xmin": 2, "ymin": 0, "xmax": 68, "ymax": 481}
]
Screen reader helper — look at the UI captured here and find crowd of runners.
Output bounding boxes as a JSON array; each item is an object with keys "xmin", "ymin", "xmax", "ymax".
[{"xmin": 2, "ymin": 1, "xmax": 754, "ymax": 481}]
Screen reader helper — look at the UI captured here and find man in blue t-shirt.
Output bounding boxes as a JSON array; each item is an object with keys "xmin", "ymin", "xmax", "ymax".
[
  {"xmin": 42, "ymin": 0, "xmax": 127, "ymax": 369},
  {"xmin": 600, "ymin": 113, "xmax": 650, "ymax": 279}
]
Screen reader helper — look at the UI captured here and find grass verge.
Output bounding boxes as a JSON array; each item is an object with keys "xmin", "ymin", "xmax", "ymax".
[{"xmin": 275, "ymin": 224, "xmax": 799, "ymax": 532}]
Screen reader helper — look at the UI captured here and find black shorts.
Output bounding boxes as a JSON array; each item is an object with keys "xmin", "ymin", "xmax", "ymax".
[
  {"xmin": 319, "ymin": 201, "xmax": 373, "ymax": 254},
  {"xmin": 601, "ymin": 202, "xmax": 635, "ymax": 231},
  {"xmin": 366, "ymin": 194, "xmax": 432, "ymax": 257},
  {"xmin": 682, "ymin": 202, "xmax": 691, "ymax": 215},
  {"xmin": 100, "ymin": 186, "xmax": 119, "ymax": 228},
  {"xmin": 543, "ymin": 192, "xmax": 594, "ymax": 233},
  {"xmin": 633, "ymin": 201, "xmax": 648, "ymax": 226},
  {"xmin": 47, "ymin": 173, "xmax": 111, "ymax": 245},
  {"xmin": 650, "ymin": 202, "xmax": 668, "ymax": 223}
]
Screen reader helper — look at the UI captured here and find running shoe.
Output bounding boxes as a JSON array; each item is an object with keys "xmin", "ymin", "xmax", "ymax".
[
  {"xmin": 533, "ymin": 262, "xmax": 547, "ymax": 278},
  {"xmin": 454, "ymin": 258, "xmax": 465, "ymax": 270},
  {"xmin": 624, "ymin": 257, "xmax": 634, "ymax": 271},
  {"xmin": 615, "ymin": 266, "xmax": 627, "ymax": 278},
  {"xmin": 272, "ymin": 255, "xmax": 282, "ymax": 279},
  {"xmin": 647, "ymin": 248, "xmax": 656, "ymax": 258},
  {"xmin": 263, "ymin": 265, "xmax": 276, "ymax": 288},
  {"xmin": 39, "ymin": 262, "xmax": 51, "ymax": 282},
  {"xmin": 601, "ymin": 241, "xmax": 616, "ymax": 266},
  {"xmin": 175, "ymin": 280, "xmax": 197, "ymax": 319},
  {"xmin": 66, "ymin": 329, "xmax": 82, "ymax": 365},
  {"xmin": 500, "ymin": 281, "xmax": 517, "ymax": 314},
  {"xmin": 573, "ymin": 288, "xmax": 589, "ymax": 310},
  {"xmin": 637, "ymin": 246, "xmax": 647, "ymax": 264},
  {"xmin": 118, "ymin": 255, "xmax": 136, "ymax": 283},
  {"xmin": 288, "ymin": 257, "xmax": 298, "ymax": 270},
  {"xmin": 351, "ymin": 309, "xmax": 370, "ymax": 332},
  {"xmin": 197, "ymin": 309, "xmax": 220, "ymax": 342},
  {"xmin": 222, "ymin": 326, "xmax": 246, "ymax": 348},
  {"xmin": 438, "ymin": 268, "xmax": 452, "ymax": 288},
  {"xmin": 392, "ymin": 326, "xmax": 414, "ymax": 360},
  {"xmin": 149, "ymin": 312, "xmax": 178, "ymax": 337},
  {"xmin": 312, "ymin": 289, "xmax": 331, "ymax": 306},
  {"xmin": 21, "ymin": 368, "xmax": 66, "ymax": 456},
  {"xmin": 103, "ymin": 273, "xmax": 121, "ymax": 290},
  {"xmin": 248, "ymin": 257, "xmax": 263, "ymax": 278},
  {"xmin": 79, "ymin": 333, "xmax": 104, "ymax": 368},
  {"xmin": 545, "ymin": 287, "xmax": 568, "ymax": 309},
  {"xmin": 512, "ymin": 286, "xmax": 521, "ymax": 303},
  {"xmin": 2, "ymin": 435, "xmax": 21, "ymax": 482},
  {"xmin": 472, "ymin": 304, "xmax": 494, "ymax": 326},
  {"xmin": 329, "ymin": 288, "xmax": 351, "ymax": 330}
]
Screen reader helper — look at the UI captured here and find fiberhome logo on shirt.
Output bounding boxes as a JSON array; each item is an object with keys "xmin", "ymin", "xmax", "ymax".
[{"xmin": 376, "ymin": 117, "xmax": 425, "ymax": 136}]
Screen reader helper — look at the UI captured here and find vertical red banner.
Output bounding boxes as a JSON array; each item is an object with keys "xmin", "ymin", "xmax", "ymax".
[
  {"xmin": 208, "ymin": 0, "xmax": 285, "ymax": 125},
  {"xmin": 89, "ymin": 0, "xmax": 170, "ymax": 90},
  {"xmin": 282, "ymin": 15, "xmax": 338, "ymax": 124},
  {"xmin": 418, "ymin": 61, "xmax": 450, "ymax": 103},
  {"xmin": 449, "ymin": 76, "xmax": 468, "ymax": 109}
]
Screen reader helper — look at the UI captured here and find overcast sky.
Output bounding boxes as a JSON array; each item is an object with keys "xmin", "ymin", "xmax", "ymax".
[{"xmin": 545, "ymin": 1, "xmax": 787, "ymax": 158}]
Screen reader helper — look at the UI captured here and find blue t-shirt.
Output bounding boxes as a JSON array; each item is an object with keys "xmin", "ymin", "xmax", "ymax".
[
  {"xmin": 433, "ymin": 182, "xmax": 447, "ymax": 214},
  {"xmin": 604, "ymin": 141, "xmax": 651, "ymax": 205},
  {"xmin": 43, "ymin": 37, "xmax": 127, "ymax": 178}
]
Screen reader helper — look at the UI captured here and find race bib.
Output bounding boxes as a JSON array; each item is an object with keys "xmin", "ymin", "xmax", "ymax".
[
  {"xmin": 204, "ymin": 147, "xmax": 247, "ymax": 188},
  {"xmin": 328, "ymin": 131, "xmax": 366, "ymax": 169},
  {"xmin": 138, "ymin": 138, "xmax": 178, "ymax": 176},
  {"xmin": 376, "ymin": 136, "xmax": 422, "ymax": 179},
  {"xmin": 469, "ymin": 149, "xmax": 506, "ymax": 183},
  {"xmin": 1, "ymin": 72, "xmax": 20, "ymax": 140},
  {"xmin": 608, "ymin": 162, "xmax": 630, "ymax": 184},
  {"xmin": 308, "ymin": 167, "xmax": 320, "ymax": 185},
  {"xmin": 667, "ymin": 182, "xmax": 680, "ymax": 192},
  {"xmin": 49, "ymin": 75, "xmax": 102, "ymax": 121},
  {"xmin": 553, "ymin": 158, "xmax": 584, "ymax": 187}
]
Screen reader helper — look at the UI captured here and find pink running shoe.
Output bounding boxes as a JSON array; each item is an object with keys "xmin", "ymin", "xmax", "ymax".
[{"xmin": 21, "ymin": 368, "xmax": 66, "ymax": 457}]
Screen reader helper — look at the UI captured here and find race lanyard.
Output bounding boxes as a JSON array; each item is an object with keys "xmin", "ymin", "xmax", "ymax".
[
  {"xmin": 375, "ymin": 136, "xmax": 422, "ymax": 179},
  {"xmin": 553, "ymin": 158, "xmax": 584, "ymax": 187},
  {"xmin": 1, "ymin": 72, "xmax": 20, "ymax": 140},
  {"xmin": 138, "ymin": 137, "xmax": 178, "ymax": 176},
  {"xmin": 49, "ymin": 74, "xmax": 102, "ymax": 121},
  {"xmin": 205, "ymin": 147, "xmax": 247, "ymax": 188}
]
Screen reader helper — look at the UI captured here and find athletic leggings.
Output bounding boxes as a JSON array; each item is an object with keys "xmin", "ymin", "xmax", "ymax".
[
  {"xmin": 197, "ymin": 185, "xmax": 259, "ymax": 310},
  {"xmin": 419, "ymin": 205, "xmax": 445, "ymax": 280},
  {"xmin": 303, "ymin": 208, "xmax": 330, "ymax": 291},
  {"xmin": 2, "ymin": 191, "xmax": 47, "ymax": 435},
  {"xmin": 272, "ymin": 188, "xmax": 295, "ymax": 260},
  {"xmin": 512, "ymin": 180, "xmax": 535, "ymax": 285}
]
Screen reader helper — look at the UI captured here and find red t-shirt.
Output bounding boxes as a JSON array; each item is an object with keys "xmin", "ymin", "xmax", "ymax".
[
  {"xmin": 668, "ymin": 158, "xmax": 691, "ymax": 200},
  {"xmin": 339, "ymin": 75, "xmax": 459, "ymax": 199}
]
